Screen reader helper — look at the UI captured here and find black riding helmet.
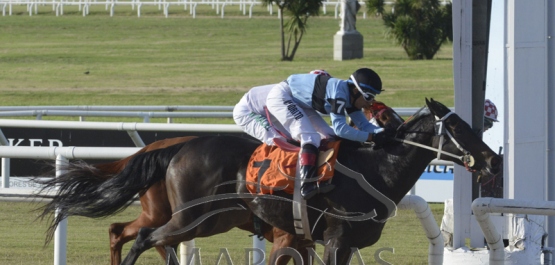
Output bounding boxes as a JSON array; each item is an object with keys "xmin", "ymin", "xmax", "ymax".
[{"xmin": 348, "ymin": 68, "xmax": 383, "ymax": 101}]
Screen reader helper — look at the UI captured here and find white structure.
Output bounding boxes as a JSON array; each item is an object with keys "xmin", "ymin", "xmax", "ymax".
[{"xmin": 447, "ymin": 0, "xmax": 554, "ymax": 264}]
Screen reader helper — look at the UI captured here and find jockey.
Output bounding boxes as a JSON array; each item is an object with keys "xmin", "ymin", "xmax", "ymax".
[
  {"xmin": 266, "ymin": 68, "xmax": 394, "ymax": 200},
  {"xmin": 233, "ymin": 70, "xmax": 333, "ymax": 146},
  {"xmin": 483, "ymin": 99, "xmax": 499, "ymax": 132}
]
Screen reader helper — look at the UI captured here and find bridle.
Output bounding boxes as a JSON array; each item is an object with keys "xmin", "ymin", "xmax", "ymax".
[{"xmin": 390, "ymin": 108, "xmax": 477, "ymax": 172}]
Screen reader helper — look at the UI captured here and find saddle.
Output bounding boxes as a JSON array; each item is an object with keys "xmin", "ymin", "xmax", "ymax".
[{"xmin": 246, "ymin": 140, "xmax": 341, "ymax": 195}]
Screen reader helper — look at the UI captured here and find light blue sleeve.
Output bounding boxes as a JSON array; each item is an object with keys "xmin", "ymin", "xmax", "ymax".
[
  {"xmin": 349, "ymin": 110, "xmax": 384, "ymax": 134},
  {"xmin": 330, "ymin": 112, "xmax": 371, "ymax": 142}
]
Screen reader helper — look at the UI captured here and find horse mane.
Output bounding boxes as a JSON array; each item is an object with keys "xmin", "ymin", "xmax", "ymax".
[{"xmin": 400, "ymin": 106, "xmax": 431, "ymax": 131}]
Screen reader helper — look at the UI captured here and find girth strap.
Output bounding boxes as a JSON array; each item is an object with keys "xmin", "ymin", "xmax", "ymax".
[{"xmin": 292, "ymin": 156, "xmax": 312, "ymax": 240}]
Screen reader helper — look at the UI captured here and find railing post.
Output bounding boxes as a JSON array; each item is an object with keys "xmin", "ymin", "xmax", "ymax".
[
  {"xmin": 252, "ymin": 236, "xmax": 265, "ymax": 264},
  {"xmin": 1, "ymin": 158, "xmax": 9, "ymax": 188},
  {"xmin": 180, "ymin": 240, "xmax": 196, "ymax": 264},
  {"xmin": 126, "ymin": 131, "xmax": 146, "ymax": 147},
  {"xmin": 0, "ymin": 130, "xmax": 10, "ymax": 188},
  {"xmin": 54, "ymin": 155, "xmax": 68, "ymax": 265}
]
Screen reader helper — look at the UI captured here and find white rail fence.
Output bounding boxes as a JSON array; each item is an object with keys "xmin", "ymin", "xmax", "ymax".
[
  {"xmin": 0, "ymin": 105, "xmax": 425, "ymax": 122},
  {"xmin": 0, "ymin": 118, "xmax": 453, "ymax": 188},
  {"xmin": 1, "ymin": 0, "xmax": 451, "ymax": 18},
  {"xmin": 1, "ymin": 0, "xmax": 368, "ymax": 18},
  {"xmin": 471, "ymin": 198, "xmax": 555, "ymax": 265},
  {"xmin": 0, "ymin": 118, "xmax": 243, "ymax": 189}
]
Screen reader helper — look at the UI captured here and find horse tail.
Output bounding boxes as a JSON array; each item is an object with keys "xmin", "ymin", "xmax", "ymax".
[
  {"xmin": 93, "ymin": 136, "xmax": 198, "ymax": 179},
  {"xmin": 35, "ymin": 141, "xmax": 188, "ymax": 245},
  {"xmin": 92, "ymin": 152, "xmax": 138, "ymax": 179}
]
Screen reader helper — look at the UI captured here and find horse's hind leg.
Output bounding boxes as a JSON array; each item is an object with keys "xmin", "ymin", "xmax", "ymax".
[
  {"xmin": 121, "ymin": 220, "xmax": 194, "ymax": 265},
  {"xmin": 121, "ymin": 227, "xmax": 158, "ymax": 265},
  {"xmin": 109, "ymin": 222, "xmax": 168, "ymax": 265},
  {"xmin": 109, "ymin": 182, "xmax": 172, "ymax": 265},
  {"xmin": 109, "ymin": 221, "xmax": 133, "ymax": 265}
]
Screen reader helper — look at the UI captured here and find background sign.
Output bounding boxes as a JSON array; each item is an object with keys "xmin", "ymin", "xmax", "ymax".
[{"xmin": 0, "ymin": 128, "xmax": 250, "ymax": 176}]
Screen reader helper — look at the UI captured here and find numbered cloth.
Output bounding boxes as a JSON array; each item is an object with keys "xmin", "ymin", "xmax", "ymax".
[{"xmin": 246, "ymin": 141, "xmax": 341, "ymax": 195}]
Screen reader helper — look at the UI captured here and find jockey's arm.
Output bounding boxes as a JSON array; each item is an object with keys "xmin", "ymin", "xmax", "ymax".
[
  {"xmin": 330, "ymin": 112, "xmax": 374, "ymax": 142},
  {"xmin": 348, "ymin": 110, "xmax": 385, "ymax": 142}
]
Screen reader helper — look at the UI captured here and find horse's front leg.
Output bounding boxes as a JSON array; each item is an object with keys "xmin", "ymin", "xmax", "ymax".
[
  {"xmin": 297, "ymin": 239, "xmax": 315, "ymax": 265},
  {"xmin": 268, "ymin": 227, "xmax": 296, "ymax": 265},
  {"xmin": 322, "ymin": 234, "xmax": 354, "ymax": 265}
]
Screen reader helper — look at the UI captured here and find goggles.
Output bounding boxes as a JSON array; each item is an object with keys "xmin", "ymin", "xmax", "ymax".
[{"xmin": 349, "ymin": 75, "xmax": 377, "ymax": 101}]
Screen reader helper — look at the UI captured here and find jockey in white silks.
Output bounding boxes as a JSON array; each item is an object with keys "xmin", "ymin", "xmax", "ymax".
[{"xmin": 233, "ymin": 70, "xmax": 333, "ymax": 146}]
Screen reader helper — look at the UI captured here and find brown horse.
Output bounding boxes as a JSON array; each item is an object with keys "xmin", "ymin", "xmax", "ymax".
[{"xmin": 92, "ymin": 136, "xmax": 313, "ymax": 265}]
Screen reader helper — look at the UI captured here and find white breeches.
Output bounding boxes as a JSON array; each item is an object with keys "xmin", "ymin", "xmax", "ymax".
[
  {"xmin": 266, "ymin": 82, "xmax": 335, "ymax": 147},
  {"xmin": 233, "ymin": 96, "xmax": 290, "ymax": 146}
]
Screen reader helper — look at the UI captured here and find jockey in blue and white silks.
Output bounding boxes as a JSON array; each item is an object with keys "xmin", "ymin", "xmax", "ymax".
[
  {"xmin": 265, "ymin": 68, "xmax": 392, "ymax": 199},
  {"xmin": 267, "ymin": 68, "xmax": 385, "ymax": 148}
]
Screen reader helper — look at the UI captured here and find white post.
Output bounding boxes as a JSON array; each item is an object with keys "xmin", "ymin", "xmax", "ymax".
[
  {"xmin": 0, "ymin": 130, "xmax": 10, "ymax": 188},
  {"xmin": 505, "ymin": 0, "xmax": 548, "ymax": 201},
  {"xmin": 180, "ymin": 240, "xmax": 195, "ymax": 264},
  {"xmin": 399, "ymin": 195, "xmax": 443, "ymax": 265},
  {"xmin": 548, "ymin": 0, "xmax": 555, "ymax": 253},
  {"xmin": 54, "ymin": 155, "xmax": 68, "ymax": 265},
  {"xmin": 252, "ymin": 237, "xmax": 265, "ymax": 264},
  {"xmin": 1, "ymin": 158, "xmax": 9, "ymax": 188},
  {"xmin": 451, "ymin": 0, "xmax": 473, "ymax": 249}
]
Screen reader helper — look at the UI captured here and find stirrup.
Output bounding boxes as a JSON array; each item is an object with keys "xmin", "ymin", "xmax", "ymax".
[{"xmin": 300, "ymin": 183, "xmax": 318, "ymax": 200}]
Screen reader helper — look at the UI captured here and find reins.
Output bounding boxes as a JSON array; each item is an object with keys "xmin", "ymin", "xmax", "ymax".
[{"xmin": 392, "ymin": 138, "xmax": 464, "ymax": 160}]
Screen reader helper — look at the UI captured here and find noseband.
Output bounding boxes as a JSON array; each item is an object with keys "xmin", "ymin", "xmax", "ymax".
[{"xmin": 393, "ymin": 110, "xmax": 476, "ymax": 172}]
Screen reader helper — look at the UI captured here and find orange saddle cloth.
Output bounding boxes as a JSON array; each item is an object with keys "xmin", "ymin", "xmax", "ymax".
[{"xmin": 246, "ymin": 140, "xmax": 341, "ymax": 195}]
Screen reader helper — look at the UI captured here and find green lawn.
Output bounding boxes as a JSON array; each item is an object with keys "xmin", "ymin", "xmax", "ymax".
[
  {"xmin": 0, "ymin": 201, "xmax": 444, "ymax": 264},
  {"xmin": 0, "ymin": 7, "xmax": 453, "ymax": 108}
]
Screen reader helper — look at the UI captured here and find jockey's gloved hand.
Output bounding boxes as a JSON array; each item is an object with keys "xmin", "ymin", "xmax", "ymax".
[
  {"xmin": 382, "ymin": 128, "xmax": 397, "ymax": 138},
  {"xmin": 372, "ymin": 129, "xmax": 396, "ymax": 147}
]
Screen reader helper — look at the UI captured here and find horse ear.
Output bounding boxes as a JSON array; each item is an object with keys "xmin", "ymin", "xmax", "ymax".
[
  {"xmin": 425, "ymin": 98, "xmax": 434, "ymax": 114},
  {"xmin": 427, "ymin": 98, "xmax": 452, "ymax": 118}
]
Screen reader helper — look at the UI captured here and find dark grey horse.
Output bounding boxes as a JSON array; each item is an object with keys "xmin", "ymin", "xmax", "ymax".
[{"xmin": 39, "ymin": 99, "xmax": 502, "ymax": 265}]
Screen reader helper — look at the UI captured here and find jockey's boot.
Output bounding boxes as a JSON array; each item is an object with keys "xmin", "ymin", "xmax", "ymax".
[{"xmin": 299, "ymin": 144, "xmax": 319, "ymax": 200}]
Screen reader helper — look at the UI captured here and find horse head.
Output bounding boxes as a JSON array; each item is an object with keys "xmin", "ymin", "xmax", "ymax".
[
  {"xmin": 363, "ymin": 101, "xmax": 404, "ymax": 130},
  {"xmin": 425, "ymin": 98, "xmax": 503, "ymax": 178}
]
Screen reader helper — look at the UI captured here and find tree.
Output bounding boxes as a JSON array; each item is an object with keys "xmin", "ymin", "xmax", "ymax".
[
  {"xmin": 366, "ymin": 0, "xmax": 452, "ymax": 60},
  {"xmin": 261, "ymin": 0, "xmax": 323, "ymax": 61}
]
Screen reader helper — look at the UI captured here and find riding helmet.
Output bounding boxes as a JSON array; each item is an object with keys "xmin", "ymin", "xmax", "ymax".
[
  {"xmin": 484, "ymin": 99, "xmax": 499, "ymax": 122},
  {"xmin": 348, "ymin": 68, "xmax": 383, "ymax": 101}
]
